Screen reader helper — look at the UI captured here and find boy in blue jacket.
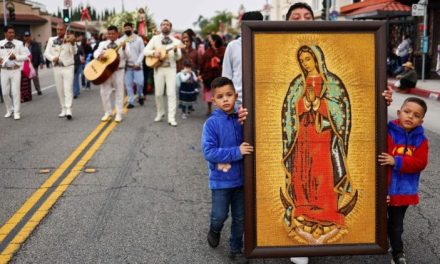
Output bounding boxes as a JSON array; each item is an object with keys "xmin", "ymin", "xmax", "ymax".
[
  {"xmin": 378, "ymin": 97, "xmax": 429, "ymax": 264},
  {"xmin": 201, "ymin": 77, "xmax": 253, "ymax": 264}
]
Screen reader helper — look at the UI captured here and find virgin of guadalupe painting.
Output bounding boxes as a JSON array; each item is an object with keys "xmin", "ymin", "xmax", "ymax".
[
  {"xmin": 242, "ymin": 22, "xmax": 388, "ymax": 258},
  {"xmin": 280, "ymin": 45, "xmax": 358, "ymax": 244}
]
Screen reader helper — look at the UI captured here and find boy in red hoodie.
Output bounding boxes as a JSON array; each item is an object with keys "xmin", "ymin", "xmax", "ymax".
[{"xmin": 379, "ymin": 97, "xmax": 429, "ymax": 264}]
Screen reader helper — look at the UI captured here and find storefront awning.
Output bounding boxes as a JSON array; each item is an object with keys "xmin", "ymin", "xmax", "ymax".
[
  {"xmin": 0, "ymin": 14, "xmax": 47, "ymax": 25},
  {"xmin": 341, "ymin": 0, "xmax": 411, "ymax": 20},
  {"xmin": 50, "ymin": 17, "xmax": 85, "ymax": 31}
]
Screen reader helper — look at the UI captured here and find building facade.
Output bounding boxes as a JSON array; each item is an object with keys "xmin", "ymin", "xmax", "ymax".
[{"xmin": 1, "ymin": 0, "xmax": 93, "ymax": 45}]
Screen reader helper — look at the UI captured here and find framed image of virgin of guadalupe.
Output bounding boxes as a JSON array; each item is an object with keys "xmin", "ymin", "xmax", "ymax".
[{"xmin": 242, "ymin": 21, "xmax": 388, "ymax": 258}]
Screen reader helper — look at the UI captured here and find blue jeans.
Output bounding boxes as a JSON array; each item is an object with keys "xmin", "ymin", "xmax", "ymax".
[
  {"xmin": 210, "ymin": 187, "xmax": 244, "ymax": 253},
  {"xmin": 73, "ymin": 65, "xmax": 81, "ymax": 97},
  {"xmin": 125, "ymin": 68, "xmax": 144, "ymax": 105}
]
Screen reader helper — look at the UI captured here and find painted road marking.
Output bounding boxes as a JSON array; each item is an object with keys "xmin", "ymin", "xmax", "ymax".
[
  {"xmin": 0, "ymin": 100, "xmax": 128, "ymax": 264},
  {"xmin": 31, "ymin": 84, "xmax": 56, "ymax": 95}
]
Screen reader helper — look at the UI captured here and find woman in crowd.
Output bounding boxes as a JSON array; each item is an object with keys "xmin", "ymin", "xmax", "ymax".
[{"xmin": 199, "ymin": 34, "xmax": 225, "ymax": 115}]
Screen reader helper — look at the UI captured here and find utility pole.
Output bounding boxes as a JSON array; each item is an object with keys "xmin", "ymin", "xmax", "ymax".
[
  {"xmin": 421, "ymin": 0, "xmax": 429, "ymax": 81},
  {"xmin": 3, "ymin": 0, "xmax": 7, "ymax": 26}
]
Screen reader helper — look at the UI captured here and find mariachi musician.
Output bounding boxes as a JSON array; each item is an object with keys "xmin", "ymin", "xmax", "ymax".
[
  {"xmin": 44, "ymin": 23, "xmax": 77, "ymax": 120},
  {"xmin": 144, "ymin": 19, "xmax": 182, "ymax": 127},
  {"xmin": 93, "ymin": 25, "xmax": 130, "ymax": 123},
  {"xmin": 0, "ymin": 25, "xmax": 30, "ymax": 120}
]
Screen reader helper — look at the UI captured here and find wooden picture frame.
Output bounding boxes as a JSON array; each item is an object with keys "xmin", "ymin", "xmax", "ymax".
[{"xmin": 242, "ymin": 21, "xmax": 388, "ymax": 258}]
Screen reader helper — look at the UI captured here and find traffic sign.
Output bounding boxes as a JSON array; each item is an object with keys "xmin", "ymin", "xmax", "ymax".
[
  {"xmin": 412, "ymin": 4, "xmax": 425, "ymax": 16},
  {"xmin": 64, "ymin": 0, "xmax": 72, "ymax": 8}
]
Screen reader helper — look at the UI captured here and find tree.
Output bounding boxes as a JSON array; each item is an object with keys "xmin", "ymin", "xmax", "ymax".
[{"xmin": 193, "ymin": 10, "xmax": 236, "ymax": 37}]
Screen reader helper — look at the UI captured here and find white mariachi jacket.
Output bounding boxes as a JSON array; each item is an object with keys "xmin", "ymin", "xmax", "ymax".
[
  {"xmin": 93, "ymin": 39, "xmax": 130, "ymax": 69},
  {"xmin": 0, "ymin": 39, "xmax": 30, "ymax": 68},
  {"xmin": 44, "ymin": 36, "xmax": 77, "ymax": 67}
]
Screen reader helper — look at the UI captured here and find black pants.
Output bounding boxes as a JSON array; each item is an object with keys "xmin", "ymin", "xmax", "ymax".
[
  {"xmin": 400, "ymin": 79, "xmax": 416, "ymax": 90},
  {"xmin": 388, "ymin": 205, "xmax": 408, "ymax": 256}
]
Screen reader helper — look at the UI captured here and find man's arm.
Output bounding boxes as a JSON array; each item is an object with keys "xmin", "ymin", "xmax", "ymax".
[
  {"xmin": 135, "ymin": 37, "xmax": 145, "ymax": 66},
  {"xmin": 93, "ymin": 42, "xmax": 105, "ymax": 59},
  {"xmin": 15, "ymin": 41, "xmax": 30, "ymax": 61},
  {"xmin": 174, "ymin": 39, "xmax": 182, "ymax": 61},
  {"xmin": 143, "ymin": 37, "xmax": 155, "ymax": 57},
  {"xmin": 222, "ymin": 44, "xmax": 233, "ymax": 79},
  {"xmin": 44, "ymin": 38, "xmax": 55, "ymax": 61}
]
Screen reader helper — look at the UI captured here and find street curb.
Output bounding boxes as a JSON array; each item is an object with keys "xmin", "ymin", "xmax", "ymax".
[{"xmin": 387, "ymin": 81, "xmax": 440, "ymax": 102}]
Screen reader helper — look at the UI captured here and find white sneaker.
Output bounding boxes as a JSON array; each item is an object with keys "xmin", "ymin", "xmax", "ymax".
[
  {"xmin": 101, "ymin": 113, "xmax": 111, "ymax": 122},
  {"xmin": 58, "ymin": 111, "xmax": 66, "ymax": 118},
  {"xmin": 154, "ymin": 114, "xmax": 165, "ymax": 122},
  {"xmin": 4, "ymin": 111, "xmax": 13, "ymax": 118},
  {"xmin": 168, "ymin": 120, "xmax": 178, "ymax": 127},
  {"xmin": 13, "ymin": 113, "xmax": 21, "ymax": 120},
  {"xmin": 290, "ymin": 257, "xmax": 309, "ymax": 264},
  {"xmin": 114, "ymin": 114, "xmax": 122, "ymax": 123},
  {"xmin": 181, "ymin": 113, "xmax": 188, "ymax": 119}
]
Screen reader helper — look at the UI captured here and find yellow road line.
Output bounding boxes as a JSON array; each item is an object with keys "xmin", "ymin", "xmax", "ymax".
[
  {"xmin": 0, "ymin": 98, "xmax": 128, "ymax": 264},
  {"xmin": 0, "ymin": 121, "xmax": 107, "ymax": 238}
]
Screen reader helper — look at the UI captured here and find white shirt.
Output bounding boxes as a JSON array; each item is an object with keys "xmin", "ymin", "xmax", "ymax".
[
  {"xmin": 222, "ymin": 37, "xmax": 242, "ymax": 103},
  {"xmin": 0, "ymin": 39, "xmax": 29, "ymax": 68},
  {"xmin": 144, "ymin": 34, "xmax": 182, "ymax": 68},
  {"xmin": 120, "ymin": 34, "xmax": 144, "ymax": 67},
  {"xmin": 93, "ymin": 39, "xmax": 130, "ymax": 68},
  {"xmin": 44, "ymin": 36, "xmax": 77, "ymax": 66}
]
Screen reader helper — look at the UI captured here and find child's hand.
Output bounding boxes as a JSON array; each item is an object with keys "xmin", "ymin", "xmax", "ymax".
[
  {"xmin": 240, "ymin": 142, "xmax": 254, "ymax": 155},
  {"xmin": 386, "ymin": 195, "xmax": 390, "ymax": 204},
  {"xmin": 217, "ymin": 163, "xmax": 231, "ymax": 172},
  {"xmin": 382, "ymin": 86, "xmax": 393, "ymax": 106},
  {"xmin": 378, "ymin": 152, "xmax": 395, "ymax": 166},
  {"xmin": 238, "ymin": 106, "xmax": 248, "ymax": 125}
]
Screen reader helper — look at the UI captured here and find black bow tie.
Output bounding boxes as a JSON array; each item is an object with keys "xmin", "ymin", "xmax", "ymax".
[
  {"xmin": 161, "ymin": 37, "xmax": 172, "ymax": 45},
  {"xmin": 4, "ymin": 41, "xmax": 15, "ymax": 49},
  {"xmin": 107, "ymin": 41, "xmax": 117, "ymax": 49},
  {"xmin": 53, "ymin": 38, "xmax": 63, "ymax": 45}
]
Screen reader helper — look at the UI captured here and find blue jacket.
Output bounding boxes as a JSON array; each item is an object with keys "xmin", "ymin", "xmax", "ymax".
[
  {"xmin": 201, "ymin": 109, "xmax": 243, "ymax": 189},
  {"xmin": 387, "ymin": 120, "xmax": 428, "ymax": 206}
]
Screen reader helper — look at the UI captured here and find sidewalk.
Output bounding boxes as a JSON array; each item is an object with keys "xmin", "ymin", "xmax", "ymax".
[{"xmin": 388, "ymin": 78, "xmax": 440, "ymax": 102}]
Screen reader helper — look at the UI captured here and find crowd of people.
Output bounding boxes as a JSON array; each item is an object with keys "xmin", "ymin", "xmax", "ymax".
[{"xmin": 0, "ymin": 2, "xmax": 429, "ymax": 264}]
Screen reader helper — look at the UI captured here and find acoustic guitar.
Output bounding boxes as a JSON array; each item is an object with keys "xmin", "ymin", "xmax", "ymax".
[
  {"xmin": 84, "ymin": 36, "xmax": 133, "ymax": 85},
  {"xmin": 145, "ymin": 44, "xmax": 185, "ymax": 68}
]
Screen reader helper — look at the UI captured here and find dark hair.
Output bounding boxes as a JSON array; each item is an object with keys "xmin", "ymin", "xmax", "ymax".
[
  {"xmin": 107, "ymin": 25, "xmax": 118, "ymax": 32},
  {"xmin": 4, "ymin": 25, "xmax": 14, "ymax": 33},
  {"xmin": 210, "ymin": 34, "xmax": 223, "ymax": 48},
  {"xmin": 285, "ymin": 2, "xmax": 314, "ymax": 20},
  {"xmin": 161, "ymin": 19, "xmax": 172, "ymax": 28},
  {"xmin": 402, "ymin": 97, "xmax": 428, "ymax": 116},
  {"xmin": 211, "ymin": 77, "xmax": 235, "ymax": 91},
  {"xmin": 182, "ymin": 31, "xmax": 194, "ymax": 43},
  {"xmin": 183, "ymin": 59, "xmax": 192, "ymax": 68},
  {"xmin": 123, "ymin": 22, "xmax": 133, "ymax": 28},
  {"xmin": 183, "ymin": 28, "xmax": 196, "ymax": 37},
  {"xmin": 242, "ymin": 11, "xmax": 264, "ymax": 21}
]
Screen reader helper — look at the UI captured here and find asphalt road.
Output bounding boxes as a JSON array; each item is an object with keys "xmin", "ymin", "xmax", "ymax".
[{"xmin": 0, "ymin": 70, "xmax": 439, "ymax": 264}]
